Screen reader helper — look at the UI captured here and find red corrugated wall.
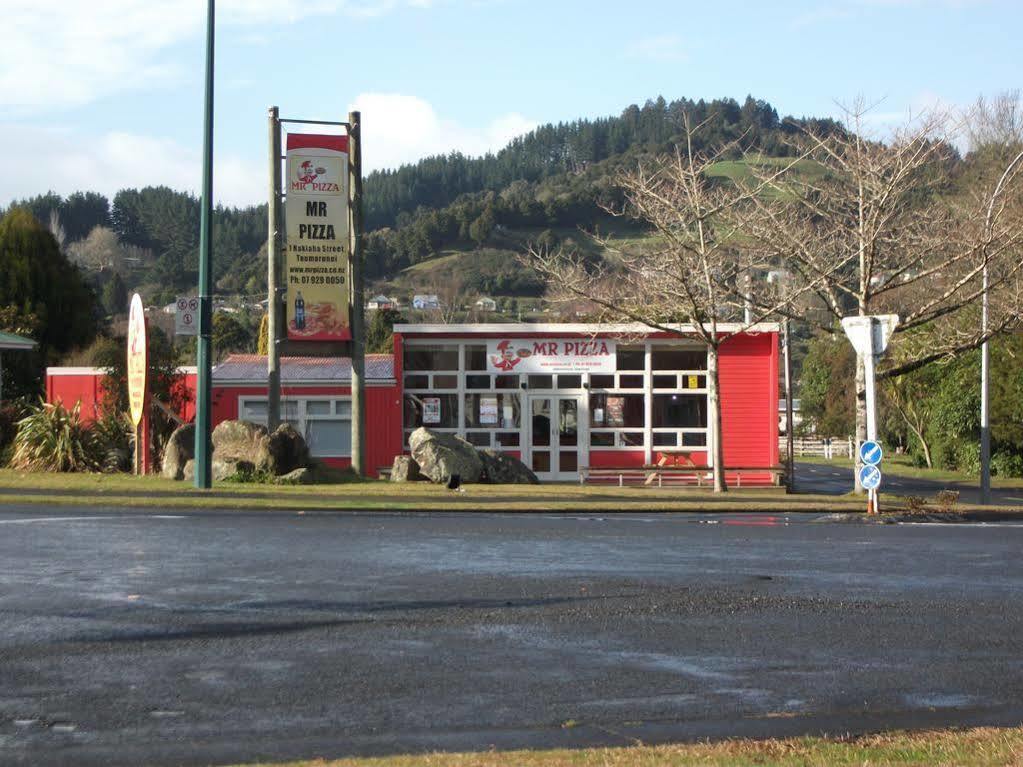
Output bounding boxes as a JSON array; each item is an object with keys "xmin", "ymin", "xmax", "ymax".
[
  {"xmin": 46, "ymin": 373, "xmax": 106, "ymax": 421},
  {"xmin": 718, "ymin": 332, "xmax": 779, "ymax": 472},
  {"xmin": 212, "ymin": 383, "xmax": 403, "ymax": 477}
]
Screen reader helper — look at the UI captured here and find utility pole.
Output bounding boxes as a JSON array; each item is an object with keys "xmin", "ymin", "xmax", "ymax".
[
  {"xmin": 267, "ymin": 105, "xmax": 282, "ymax": 431},
  {"xmin": 193, "ymin": 0, "xmax": 215, "ymax": 489},
  {"xmin": 980, "ymin": 149, "xmax": 1023, "ymax": 505},
  {"xmin": 348, "ymin": 110, "xmax": 366, "ymax": 476}
]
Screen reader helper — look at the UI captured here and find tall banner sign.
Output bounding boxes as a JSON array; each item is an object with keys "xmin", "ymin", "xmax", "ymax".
[
  {"xmin": 127, "ymin": 293, "xmax": 148, "ymax": 426},
  {"xmin": 285, "ymin": 133, "xmax": 351, "ymax": 341}
]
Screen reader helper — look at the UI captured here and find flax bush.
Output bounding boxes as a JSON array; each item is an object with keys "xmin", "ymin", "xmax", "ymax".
[{"xmin": 11, "ymin": 399, "xmax": 101, "ymax": 472}]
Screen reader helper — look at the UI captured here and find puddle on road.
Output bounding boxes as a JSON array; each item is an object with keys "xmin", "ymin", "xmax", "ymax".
[{"xmin": 903, "ymin": 693, "xmax": 980, "ymax": 709}]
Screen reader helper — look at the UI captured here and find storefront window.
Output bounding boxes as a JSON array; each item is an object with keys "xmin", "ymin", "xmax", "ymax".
[
  {"xmin": 616, "ymin": 346, "xmax": 645, "ymax": 370},
  {"xmin": 239, "ymin": 397, "xmax": 350, "ymax": 458},
  {"xmin": 652, "ymin": 347, "xmax": 706, "ymax": 371},
  {"xmin": 464, "ymin": 393, "xmax": 521, "ymax": 429},
  {"xmin": 590, "ymin": 374, "xmax": 614, "ymax": 388},
  {"xmin": 653, "ymin": 394, "xmax": 707, "ymax": 428},
  {"xmin": 404, "ymin": 393, "xmax": 459, "ymax": 429},
  {"xmin": 557, "ymin": 374, "xmax": 582, "ymax": 389},
  {"xmin": 404, "ymin": 374, "xmax": 428, "ymax": 389},
  {"xmin": 589, "ymin": 393, "xmax": 644, "ymax": 428},
  {"xmin": 495, "ymin": 375, "xmax": 519, "ymax": 390},
  {"xmin": 465, "ymin": 374, "xmax": 491, "ymax": 389},
  {"xmin": 403, "ymin": 344, "xmax": 459, "ymax": 371},
  {"xmin": 528, "ymin": 374, "xmax": 553, "ymax": 389},
  {"xmin": 466, "ymin": 345, "xmax": 487, "ymax": 371}
]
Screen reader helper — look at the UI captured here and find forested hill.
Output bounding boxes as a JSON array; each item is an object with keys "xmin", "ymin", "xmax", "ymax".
[
  {"xmin": 3, "ymin": 95, "xmax": 842, "ymax": 305},
  {"xmin": 364, "ymin": 95, "xmax": 842, "ymax": 230}
]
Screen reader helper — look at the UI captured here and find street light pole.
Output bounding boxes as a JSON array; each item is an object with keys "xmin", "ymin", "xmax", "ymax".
[{"xmin": 193, "ymin": 0, "xmax": 215, "ymax": 489}]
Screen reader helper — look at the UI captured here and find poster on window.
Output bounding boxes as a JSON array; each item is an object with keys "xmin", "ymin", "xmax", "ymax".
[
  {"xmin": 606, "ymin": 396, "xmax": 625, "ymax": 427},
  {"xmin": 487, "ymin": 338, "xmax": 615, "ymax": 373},
  {"xmin": 423, "ymin": 397, "xmax": 441, "ymax": 424},
  {"xmin": 480, "ymin": 396, "xmax": 498, "ymax": 425},
  {"xmin": 284, "ymin": 133, "xmax": 351, "ymax": 341}
]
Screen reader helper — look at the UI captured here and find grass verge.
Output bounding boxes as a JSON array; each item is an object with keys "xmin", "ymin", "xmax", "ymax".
[
  {"xmin": 231, "ymin": 726, "xmax": 1023, "ymax": 766},
  {"xmin": 797, "ymin": 454, "xmax": 1023, "ymax": 488}
]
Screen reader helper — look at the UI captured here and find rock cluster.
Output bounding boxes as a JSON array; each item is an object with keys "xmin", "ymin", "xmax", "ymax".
[
  {"xmin": 393, "ymin": 427, "xmax": 539, "ymax": 485},
  {"xmin": 163, "ymin": 420, "xmax": 312, "ymax": 482}
]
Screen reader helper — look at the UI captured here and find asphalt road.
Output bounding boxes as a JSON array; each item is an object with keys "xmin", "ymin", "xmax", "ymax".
[
  {"xmin": 2, "ymin": 507, "xmax": 1023, "ymax": 767},
  {"xmin": 795, "ymin": 460, "xmax": 1023, "ymax": 504}
]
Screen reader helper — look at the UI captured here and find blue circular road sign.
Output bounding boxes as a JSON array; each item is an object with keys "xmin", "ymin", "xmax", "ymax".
[
  {"xmin": 859, "ymin": 440, "xmax": 883, "ymax": 466},
  {"xmin": 859, "ymin": 463, "xmax": 882, "ymax": 490}
]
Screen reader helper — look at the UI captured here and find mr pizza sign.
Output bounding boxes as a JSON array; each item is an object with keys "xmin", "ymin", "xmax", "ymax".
[
  {"xmin": 285, "ymin": 133, "xmax": 350, "ymax": 341},
  {"xmin": 487, "ymin": 338, "xmax": 616, "ymax": 374}
]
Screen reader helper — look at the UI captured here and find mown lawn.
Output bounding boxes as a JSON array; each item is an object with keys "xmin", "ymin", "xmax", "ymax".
[
  {"xmin": 798, "ymin": 453, "xmax": 1023, "ymax": 488},
  {"xmin": 231, "ymin": 726, "xmax": 1023, "ymax": 767},
  {"xmin": 0, "ymin": 467, "xmax": 1019, "ymax": 515}
]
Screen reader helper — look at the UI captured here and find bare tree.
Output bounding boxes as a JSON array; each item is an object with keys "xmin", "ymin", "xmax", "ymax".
[
  {"xmin": 739, "ymin": 99, "xmax": 1023, "ymax": 473},
  {"xmin": 525, "ymin": 117, "xmax": 816, "ymax": 492}
]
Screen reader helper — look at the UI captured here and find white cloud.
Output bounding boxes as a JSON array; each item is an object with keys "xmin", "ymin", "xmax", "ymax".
[
  {"xmin": 624, "ymin": 34, "xmax": 689, "ymax": 63},
  {"xmin": 0, "ymin": 0, "xmax": 439, "ymax": 114},
  {"xmin": 0, "ymin": 94, "xmax": 535, "ymax": 207},
  {"xmin": 0, "ymin": 123, "xmax": 261, "ymax": 208},
  {"xmin": 347, "ymin": 92, "xmax": 536, "ymax": 171}
]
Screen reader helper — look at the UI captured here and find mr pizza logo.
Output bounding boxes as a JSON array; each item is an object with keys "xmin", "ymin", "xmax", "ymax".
[
  {"xmin": 490, "ymin": 339, "xmax": 526, "ymax": 371},
  {"xmin": 291, "ymin": 157, "xmax": 340, "ymax": 194}
]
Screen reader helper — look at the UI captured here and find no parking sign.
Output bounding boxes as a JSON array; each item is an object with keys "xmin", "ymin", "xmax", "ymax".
[{"xmin": 175, "ymin": 296, "xmax": 199, "ymax": 336}]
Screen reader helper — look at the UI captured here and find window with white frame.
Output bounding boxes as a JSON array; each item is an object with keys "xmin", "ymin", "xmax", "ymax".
[{"xmin": 238, "ymin": 397, "xmax": 352, "ymax": 458}]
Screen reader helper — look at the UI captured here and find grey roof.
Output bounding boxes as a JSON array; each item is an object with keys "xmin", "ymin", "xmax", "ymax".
[
  {"xmin": 0, "ymin": 330, "xmax": 37, "ymax": 350},
  {"xmin": 213, "ymin": 354, "xmax": 394, "ymax": 383}
]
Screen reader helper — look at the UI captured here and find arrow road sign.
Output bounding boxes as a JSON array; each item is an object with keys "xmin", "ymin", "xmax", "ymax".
[
  {"xmin": 859, "ymin": 464, "xmax": 882, "ymax": 491},
  {"xmin": 859, "ymin": 440, "xmax": 883, "ymax": 466}
]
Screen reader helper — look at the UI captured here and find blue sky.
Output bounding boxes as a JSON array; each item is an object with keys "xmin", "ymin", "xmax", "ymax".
[{"xmin": 1, "ymin": 0, "xmax": 1019, "ymax": 207}]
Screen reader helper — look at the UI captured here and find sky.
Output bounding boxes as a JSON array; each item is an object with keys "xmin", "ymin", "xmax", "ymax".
[{"xmin": 1, "ymin": 0, "xmax": 1020, "ymax": 208}]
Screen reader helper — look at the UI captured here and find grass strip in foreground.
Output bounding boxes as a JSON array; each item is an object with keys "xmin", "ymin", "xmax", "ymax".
[{"xmin": 232, "ymin": 726, "xmax": 1023, "ymax": 766}]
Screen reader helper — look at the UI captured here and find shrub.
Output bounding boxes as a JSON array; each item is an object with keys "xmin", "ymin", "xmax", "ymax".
[
  {"xmin": 91, "ymin": 409, "xmax": 135, "ymax": 473},
  {"xmin": 992, "ymin": 451, "xmax": 1023, "ymax": 478},
  {"xmin": 0, "ymin": 399, "xmax": 26, "ymax": 466},
  {"xmin": 11, "ymin": 399, "xmax": 100, "ymax": 472}
]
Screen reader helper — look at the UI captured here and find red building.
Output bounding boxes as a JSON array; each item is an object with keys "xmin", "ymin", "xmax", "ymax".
[{"xmin": 46, "ymin": 323, "xmax": 779, "ymax": 482}]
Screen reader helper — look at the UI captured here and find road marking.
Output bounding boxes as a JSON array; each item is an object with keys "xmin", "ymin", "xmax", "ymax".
[{"xmin": 0, "ymin": 515, "xmax": 186, "ymax": 525}]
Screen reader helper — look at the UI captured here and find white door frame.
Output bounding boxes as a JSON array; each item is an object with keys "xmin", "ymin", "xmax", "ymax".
[{"xmin": 527, "ymin": 394, "xmax": 585, "ymax": 481}]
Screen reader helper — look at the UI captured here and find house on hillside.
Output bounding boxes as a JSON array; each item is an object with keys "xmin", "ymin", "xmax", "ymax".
[
  {"xmin": 367, "ymin": 294, "xmax": 400, "ymax": 311},
  {"xmin": 412, "ymin": 294, "xmax": 440, "ymax": 310},
  {"xmin": 474, "ymin": 296, "xmax": 497, "ymax": 312}
]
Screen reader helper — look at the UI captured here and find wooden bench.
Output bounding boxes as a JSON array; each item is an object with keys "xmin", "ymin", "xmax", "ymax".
[{"xmin": 580, "ymin": 465, "xmax": 785, "ymax": 488}]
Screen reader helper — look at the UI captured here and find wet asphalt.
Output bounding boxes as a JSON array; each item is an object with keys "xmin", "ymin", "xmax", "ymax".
[{"xmin": 1, "ymin": 506, "xmax": 1022, "ymax": 767}]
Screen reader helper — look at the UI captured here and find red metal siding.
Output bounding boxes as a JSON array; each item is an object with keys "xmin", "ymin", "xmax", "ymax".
[
  {"xmin": 47, "ymin": 374, "xmax": 105, "ymax": 421},
  {"xmin": 588, "ymin": 450, "xmax": 645, "ymax": 468},
  {"xmin": 718, "ymin": 332, "xmax": 779, "ymax": 470},
  {"xmin": 212, "ymin": 384, "xmax": 403, "ymax": 478}
]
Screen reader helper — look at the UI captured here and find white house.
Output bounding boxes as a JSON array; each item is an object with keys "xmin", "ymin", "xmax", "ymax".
[
  {"xmin": 412, "ymin": 294, "xmax": 440, "ymax": 310},
  {"xmin": 474, "ymin": 296, "xmax": 497, "ymax": 312}
]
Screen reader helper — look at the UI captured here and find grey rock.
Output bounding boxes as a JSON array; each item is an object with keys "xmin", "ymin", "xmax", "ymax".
[
  {"xmin": 390, "ymin": 454, "xmax": 424, "ymax": 482},
  {"xmin": 182, "ymin": 459, "xmax": 195, "ymax": 482},
  {"xmin": 267, "ymin": 423, "xmax": 310, "ymax": 475},
  {"xmin": 275, "ymin": 467, "xmax": 313, "ymax": 485},
  {"xmin": 211, "ymin": 420, "xmax": 273, "ymax": 473},
  {"xmin": 408, "ymin": 427, "xmax": 484, "ymax": 484},
  {"xmin": 182, "ymin": 456, "xmax": 253, "ymax": 482},
  {"xmin": 478, "ymin": 449, "xmax": 539, "ymax": 484},
  {"xmin": 162, "ymin": 423, "xmax": 195, "ymax": 480}
]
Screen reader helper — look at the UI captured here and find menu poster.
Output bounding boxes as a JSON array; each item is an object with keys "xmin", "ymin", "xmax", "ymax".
[
  {"xmin": 606, "ymin": 396, "xmax": 625, "ymax": 427},
  {"xmin": 480, "ymin": 396, "xmax": 499, "ymax": 425},
  {"xmin": 423, "ymin": 397, "xmax": 441, "ymax": 425}
]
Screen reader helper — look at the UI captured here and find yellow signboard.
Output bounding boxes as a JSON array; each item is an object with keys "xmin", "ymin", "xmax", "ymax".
[{"xmin": 285, "ymin": 133, "xmax": 350, "ymax": 341}]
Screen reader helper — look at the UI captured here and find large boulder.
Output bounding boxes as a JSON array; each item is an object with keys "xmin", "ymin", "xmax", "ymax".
[
  {"xmin": 479, "ymin": 449, "xmax": 540, "ymax": 484},
  {"xmin": 162, "ymin": 423, "xmax": 195, "ymax": 480},
  {"xmin": 390, "ymin": 454, "xmax": 424, "ymax": 482},
  {"xmin": 408, "ymin": 428, "xmax": 484, "ymax": 484},
  {"xmin": 212, "ymin": 420, "xmax": 273, "ymax": 473},
  {"xmin": 182, "ymin": 457, "xmax": 253, "ymax": 482},
  {"xmin": 267, "ymin": 422, "xmax": 310, "ymax": 475}
]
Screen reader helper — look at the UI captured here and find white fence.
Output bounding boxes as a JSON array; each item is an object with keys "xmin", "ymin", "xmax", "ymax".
[{"xmin": 780, "ymin": 436, "xmax": 854, "ymax": 459}]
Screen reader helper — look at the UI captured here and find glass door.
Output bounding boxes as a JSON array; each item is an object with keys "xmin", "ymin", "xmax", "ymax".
[{"xmin": 529, "ymin": 395, "xmax": 582, "ymax": 480}]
